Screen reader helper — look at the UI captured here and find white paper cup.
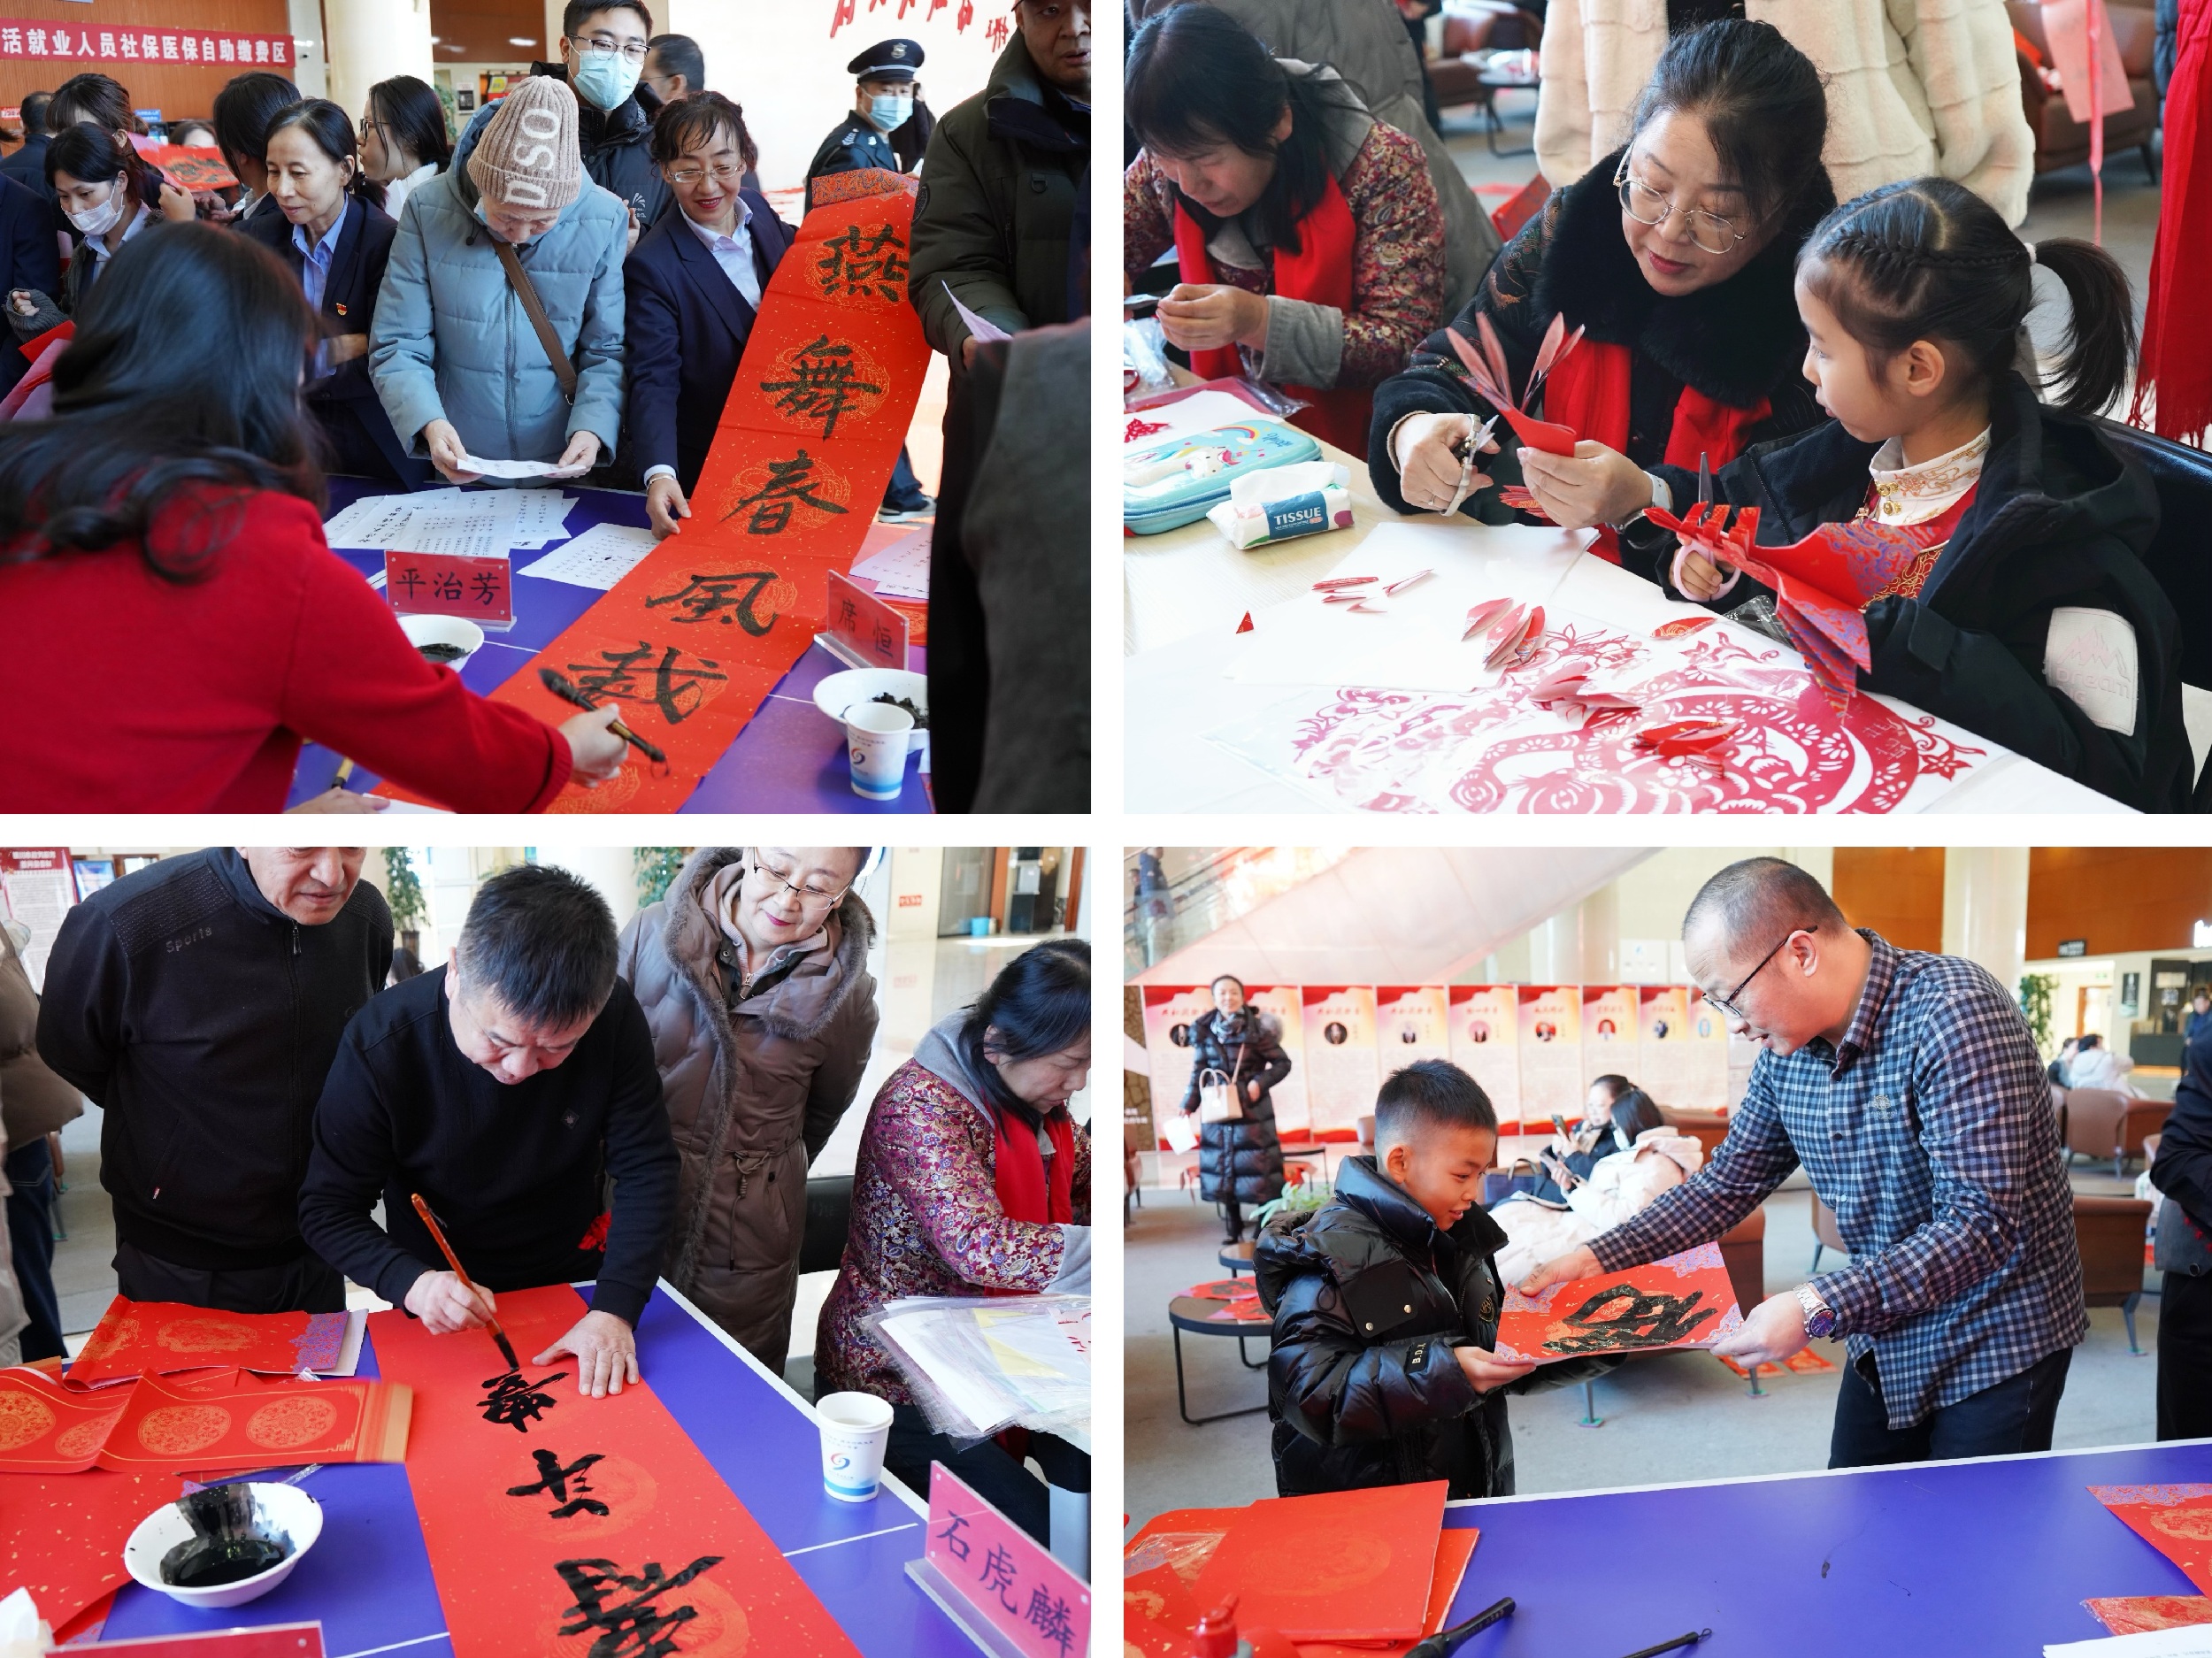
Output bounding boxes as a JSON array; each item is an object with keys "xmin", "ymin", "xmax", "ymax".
[
  {"xmin": 817, "ymin": 1390, "xmax": 894, "ymax": 1501},
  {"xmin": 845, "ymin": 703, "xmax": 913, "ymax": 801}
]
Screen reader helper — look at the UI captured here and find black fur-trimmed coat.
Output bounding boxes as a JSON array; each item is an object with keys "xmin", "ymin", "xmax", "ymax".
[
  {"xmin": 615, "ymin": 848, "xmax": 879, "ymax": 1373},
  {"xmin": 1177, "ymin": 1008, "xmax": 1292, "ymax": 1208},
  {"xmin": 1366, "ymin": 145, "xmax": 1832, "ymax": 584}
]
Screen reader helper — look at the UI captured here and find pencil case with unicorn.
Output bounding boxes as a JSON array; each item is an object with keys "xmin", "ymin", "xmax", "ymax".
[{"xmin": 1122, "ymin": 421, "xmax": 1323, "ymax": 535}]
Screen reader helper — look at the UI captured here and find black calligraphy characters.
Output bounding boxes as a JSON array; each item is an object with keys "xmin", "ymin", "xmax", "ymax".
[
  {"xmin": 554, "ymin": 1554, "xmax": 725, "ymax": 1658},
  {"xmin": 759, "ymin": 335, "xmax": 882, "ymax": 439},
  {"xmin": 815, "ymin": 222, "xmax": 908, "ymax": 303},
  {"xmin": 480, "ymin": 1368, "xmax": 569, "ymax": 1433},
  {"xmin": 565, "ymin": 642, "xmax": 728, "ymax": 725},
  {"xmin": 645, "ymin": 572, "xmax": 780, "ymax": 635},
  {"xmin": 724, "ymin": 451, "xmax": 849, "ymax": 536},
  {"xmin": 510, "ymin": 1449, "xmax": 611, "ymax": 1519},
  {"xmin": 1541, "ymin": 1284, "xmax": 1721, "ymax": 1356}
]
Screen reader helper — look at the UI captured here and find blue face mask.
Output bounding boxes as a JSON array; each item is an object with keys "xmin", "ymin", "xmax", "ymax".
[
  {"xmin": 569, "ymin": 46, "xmax": 641, "ymax": 111},
  {"xmin": 869, "ymin": 93, "xmax": 913, "ymax": 133}
]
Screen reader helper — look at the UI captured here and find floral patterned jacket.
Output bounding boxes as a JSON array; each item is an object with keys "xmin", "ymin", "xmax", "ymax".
[{"xmin": 815, "ymin": 1056, "xmax": 1093, "ymax": 1403}]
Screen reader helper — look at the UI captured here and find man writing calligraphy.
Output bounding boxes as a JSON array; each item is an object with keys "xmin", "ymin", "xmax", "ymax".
[
  {"xmin": 301, "ymin": 864, "xmax": 678, "ymax": 1397},
  {"xmin": 1523, "ymin": 857, "xmax": 2085, "ymax": 1466}
]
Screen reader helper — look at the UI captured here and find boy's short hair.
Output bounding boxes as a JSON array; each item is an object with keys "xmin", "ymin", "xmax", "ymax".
[{"xmin": 1375, "ymin": 1059, "xmax": 1496, "ymax": 1148}]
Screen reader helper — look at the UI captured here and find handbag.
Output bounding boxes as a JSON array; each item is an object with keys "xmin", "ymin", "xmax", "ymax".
[
  {"xmin": 1195, "ymin": 1066, "xmax": 1243, "ymax": 1125},
  {"xmin": 493, "ymin": 240, "xmax": 580, "ymax": 405}
]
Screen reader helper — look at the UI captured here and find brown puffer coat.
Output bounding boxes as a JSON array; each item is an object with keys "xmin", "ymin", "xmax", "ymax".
[
  {"xmin": 0, "ymin": 927, "xmax": 80, "ymax": 1150},
  {"xmin": 615, "ymin": 848, "xmax": 879, "ymax": 1373}
]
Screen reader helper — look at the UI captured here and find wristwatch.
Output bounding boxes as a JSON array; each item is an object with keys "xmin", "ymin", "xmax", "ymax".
[{"xmin": 1795, "ymin": 1283, "xmax": 1839, "ymax": 1339}]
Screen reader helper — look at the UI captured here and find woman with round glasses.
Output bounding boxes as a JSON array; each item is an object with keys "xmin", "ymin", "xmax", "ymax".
[
  {"xmin": 615, "ymin": 846, "xmax": 879, "ymax": 1370},
  {"xmin": 359, "ymin": 75, "xmax": 452, "ymax": 224},
  {"xmin": 1369, "ymin": 19, "xmax": 1836, "ymax": 579}
]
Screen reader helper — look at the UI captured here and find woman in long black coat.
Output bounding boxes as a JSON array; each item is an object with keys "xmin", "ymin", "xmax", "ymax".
[{"xmin": 1178, "ymin": 975, "xmax": 1293, "ymax": 1241}]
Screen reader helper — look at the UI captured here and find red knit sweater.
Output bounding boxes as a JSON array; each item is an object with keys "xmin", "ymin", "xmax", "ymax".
[{"xmin": 0, "ymin": 489, "xmax": 572, "ymax": 810}]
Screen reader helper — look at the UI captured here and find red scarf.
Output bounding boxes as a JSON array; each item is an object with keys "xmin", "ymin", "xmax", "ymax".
[
  {"xmin": 1540, "ymin": 339, "xmax": 1770, "ymax": 563},
  {"xmin": 993, "ymin": 1106, "xmax": 1076, "ymax": 1227},
  {"xmin": 2133, "ymin": 0, "xmax": 2212, "ymax": 443},
  {"xmin": 1171, "ymin": 173, "xmax": 1372, "ymax": 453}
]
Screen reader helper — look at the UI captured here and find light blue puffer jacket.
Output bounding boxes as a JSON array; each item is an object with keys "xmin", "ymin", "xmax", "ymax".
[{"xmin": 368, "ymin": 158, "xmax": 628, "ymax": 466}]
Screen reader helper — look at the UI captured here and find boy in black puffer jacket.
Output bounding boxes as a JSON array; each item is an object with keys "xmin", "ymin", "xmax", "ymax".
[{"xmin": 1257, "ymin": 1060, "xmax": 1600, "ymax": 1499}]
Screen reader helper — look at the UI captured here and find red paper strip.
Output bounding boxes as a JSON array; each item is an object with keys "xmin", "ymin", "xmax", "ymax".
[
  {"xmin": 1293, "ymin": 1527, "xmax": 1479, "ymax": 1658},
  {"xmin": 93, "ymin": 1369, "xmax": 410, "ymax": 1474},
  {"xmin": 0, "ymin": 1469, "xmax": 183, "ymax": 1629},
  {"xmin": 142, "ymin": 146, "xmax": 240, "ymax": 191},
  {"xmin": 2092, "ymin": 1485, "xmax": 2212, "ymax": 1592},
  {"xmin": 1193, "ymin": 1481, "xmax": 1448, "ymax": 1643},
  {"xmin": 1494, "ymin": 1243, "xmax": 1744, "ymax": 1364},
  {"xmin": 2085, "ymin": 1594, "xmax": 2212, "ymax": 1635},
  {"xmin": 0, "ymin": 21, "xmax": 291, "ymax": 67},
  {"xmin": 368, "ymin": 1284, "xmax": 862, "ymax": 1658},
  {"xmin": 382, "ymin": 172, "xmax": 928, "ymax": 812},
  {"xmin": 0, "ymin": 1364, "xmax": 136, "ymax": 1470},
  {"xmin": 69, "ymin": 1299, "xmax": 349, "ymax": 1388}
]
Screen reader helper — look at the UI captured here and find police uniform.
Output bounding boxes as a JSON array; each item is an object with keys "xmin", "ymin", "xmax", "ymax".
[
  {"xmin": 809, "ymin": 37, "xmax": 934, "ymax": 517},
  {"xmin": 805, "ymin": 37, "xmax": 922, "ymax": 201}
]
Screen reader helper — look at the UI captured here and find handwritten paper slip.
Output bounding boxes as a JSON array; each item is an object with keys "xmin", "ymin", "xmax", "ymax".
[
  {"xmin": 457, "ymin": 453, "xmax": 590, "ymax": 480},
  {"xmin": 847, "ymin": 523, "xmax": 932, "ymax": 600},
  {"xmin": 943, "ymin": 280, "xmax": 1011, "ymax": 344},
  {"xmin": 506, "ymin": 488, "xmax": 578, "ymax": 548},
  {"xmin": 519, "ymin": 523, "xmax": 659, "ymax": 590}
]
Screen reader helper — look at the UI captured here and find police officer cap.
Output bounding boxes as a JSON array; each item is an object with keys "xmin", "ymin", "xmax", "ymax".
[{"xmin": 849, "ymin": 39, "xmax": 923, "ymax": 81}]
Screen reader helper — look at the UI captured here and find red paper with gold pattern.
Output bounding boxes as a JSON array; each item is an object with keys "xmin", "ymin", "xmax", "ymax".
[
  {"xmin": 379, "ymin": 170, "xmax": 929, "ymax": 813},
  {"xmin": 93, "ymin": 1368, "xmax": 410, "ymax": 1473},
  {"xmin": 0, "ymin": 1469, "xmax": 182, "ymax": 1628},
  {"xmin": 68, "ymin": 1297, "xmax": 349, "ymax": 1387},
  {"xmin": 2086, "ymin": 1594, "xmax": 2212, "ymax": 1635},
  {"xmin": 2092, "ymin": 1485, "xmax": 2212, "ymax": 1592},
  {"xmin": 367, "ymin": 1283, "xmax": 862, "ymax": 1658},
  {"xmin": 0, "ymin": 1363, "xmax": 139, "ymax": 1471}
]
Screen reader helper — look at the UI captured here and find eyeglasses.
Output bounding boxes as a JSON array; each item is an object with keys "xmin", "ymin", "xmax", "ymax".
[
  {"xmin": 569, "ymin": 33, "xmax": 649, "ymax": 63},
  {"xmin": 749, "ymin": 848, "xmax": 850, "ymax": 909},
  {"xmin": 1701, "ymin": 929, "xmax": 1804, "ymax": 1023},
  {"xmin": 665, "ymin": 161, "xmax": 745, "ymax": 186},
  {"xmin": 1613, "ymin": 157, "xmax": 1749, "ymax": 257}
]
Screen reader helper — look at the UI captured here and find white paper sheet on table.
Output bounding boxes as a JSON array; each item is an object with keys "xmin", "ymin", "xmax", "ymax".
[
  {"xmin": 459, "ymin": 452, "xmax": 589, "ymax": 480},
  {"xmin": 325, "ymin": 486, "xmax": 544, "ymax": 557},
  {"xmin": 1123, "ymin": 388, "xmax": 1291, "ymax": 445},
  {"xmin": 2047, "ymin": 1628, "xmax": 2212, "ymax": 1656},
  {"xmin": 848, "ymin": 524, "xmax": 932, "ymax": 600},
  {"xmin": 1224, "ymin": 520, "xmax": 1596, "ymax": 691},
  {"xmin": 505, "ymin": 488, "xmax": 577, "ymax": 548},
  {"xmin": 519, "ymin": 521, "xmax": 657, "ymax": 589}
]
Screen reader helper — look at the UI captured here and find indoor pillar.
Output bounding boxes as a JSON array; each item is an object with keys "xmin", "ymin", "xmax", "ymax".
[
  {"xmin": 1942, "ymin": 847, "xmax": 2029, "ymax": 994},
  {"xmin": 322, "ymin": 0, "xmax": 434, "ymax": 123}
]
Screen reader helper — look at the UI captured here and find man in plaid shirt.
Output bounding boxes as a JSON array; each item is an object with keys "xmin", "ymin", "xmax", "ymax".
[{"xmin": 1523, "ymin": 857, "xmax": 2085, "ymax": 1467}]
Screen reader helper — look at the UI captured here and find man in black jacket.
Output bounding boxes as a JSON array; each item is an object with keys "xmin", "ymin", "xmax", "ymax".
[
  {"xmin": 2153, "ymin": 1017, "xmax": 2212, "ymax": 1438},
  {"xmin": 1257, "ymin": 1060, "xmax": 1563, "ymax": 1499},
  {"xmin": 0, "ymin": 93, "xmax": 53, "ymax": 207},
  {"xmin": 300, "ymin": 864, "xmax": 677, "ymax": 1399},
  {"xmin": 36, "ymin": 848, "xmax": 391, "ymax": 1314}
]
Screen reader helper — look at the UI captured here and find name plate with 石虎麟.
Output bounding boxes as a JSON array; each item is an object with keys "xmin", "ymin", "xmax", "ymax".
[{"xmin": 908, "ymin": 1462, "xmax": 1087, "ymax": 1658}]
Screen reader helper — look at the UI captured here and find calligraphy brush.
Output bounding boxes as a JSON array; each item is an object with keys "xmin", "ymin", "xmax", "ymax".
[
  {"xmin": 1615, "ymin": 1629, "xmax": 1711, "ymax": 1658},
  {"xmin": 1403, "ymin": 1595, "xmax": 1514, "ymax": 1658},
  {"xmin": 536, "ymin": 667, "xmax": 668, "ymax": 765},
  {"xmin": 410, "ymin": 1192, "xmax": 520, "ymax": 1372},
  {"xmin": 329, "ymin": 757, "xmax": 355, "ymax": 792}
]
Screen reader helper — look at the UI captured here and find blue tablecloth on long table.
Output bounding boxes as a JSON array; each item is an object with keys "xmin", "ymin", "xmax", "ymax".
[
  {"xmin": 97, "ymin": 1283, "xmax": 972, "ymax": 1658},
  {"xmin": 1426, "ymin": 1438, "xmax": 2212, "ymax": 1656},
  {"xmin": 286, "ymin": 479, "xmax": 931, "ymax": 813}
]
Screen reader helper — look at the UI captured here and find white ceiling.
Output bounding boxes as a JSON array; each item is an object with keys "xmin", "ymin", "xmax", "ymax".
[{"xmin": 1133, "ymin": 847, "xmax": 1655, "ymax": 986}]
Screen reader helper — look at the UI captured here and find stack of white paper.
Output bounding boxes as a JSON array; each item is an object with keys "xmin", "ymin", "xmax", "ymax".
[
  {"xmin": 848, "ymin": 525, "xmax": 931, "ymax": 600},
  {"xmin": 520, "ymin": 522, "xmax": 658, "ymax": 590},
  {"xmin": 870, "ymin": 1293, "xmax": 1090, "ymax": 1441},
  {"xmin": 323, "ymin": 487, "xmax": 576, "ymax": 555}
]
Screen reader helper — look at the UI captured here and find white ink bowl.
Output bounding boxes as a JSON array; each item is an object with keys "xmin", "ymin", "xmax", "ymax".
[
  {"xmin": 815, "ymin": 669, "xmax": 929, "ymax": 756},
  {"xmin": 123, "ymin": 1482, "xmax": 325, "ymax": 1609},
  {"xmin": 397, "ymin": 613, "xmax": 486, "ymax": 671}
]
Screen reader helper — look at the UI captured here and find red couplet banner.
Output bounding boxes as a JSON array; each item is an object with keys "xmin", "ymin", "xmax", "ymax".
[
  {"xmin": 368, "ymin": 1284, "xmax": 864, "ymax": 1658},
  {"xmin": 382, "ymin": 170, "xmax": 930, "ymax": 812}
]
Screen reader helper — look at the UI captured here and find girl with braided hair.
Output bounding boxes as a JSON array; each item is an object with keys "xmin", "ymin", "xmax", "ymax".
[{"xmin": 1649, "ymin": 175, "xmax": 2192, "ymax": 812}]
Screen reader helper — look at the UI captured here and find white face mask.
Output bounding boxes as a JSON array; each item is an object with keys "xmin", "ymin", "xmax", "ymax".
[
  {"xmin": 869, "ymin": 93, "xmax": 913, "ymax": 132},
  {"xmin": 66, "ymin": 188, "xmax": 123, "ymax": 238}
]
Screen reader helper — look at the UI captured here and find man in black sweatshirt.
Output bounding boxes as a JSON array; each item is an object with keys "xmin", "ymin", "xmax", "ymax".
[
  {"xmin": 36, "ymin": 848, "xmax": 390, "ymax": 1315},
  {"xmin": 300, "ymin": 864, "xmax": 677, "ymax": 1398}
]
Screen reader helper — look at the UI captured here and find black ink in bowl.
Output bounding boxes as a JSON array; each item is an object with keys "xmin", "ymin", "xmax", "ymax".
[
  {"xmin": 158, "ymin": 1484, "xmax": 295, "ymax": 1587},
  {"xmin": 417, "ymin": 642, "xmax": 471, "ymax": 664}
]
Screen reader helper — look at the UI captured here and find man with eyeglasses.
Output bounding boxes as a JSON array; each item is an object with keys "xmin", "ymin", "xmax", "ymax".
[
  {"xmin": 301, "ymin": 864, "xmax": 678, "ymax": 1400},
  {"xmin": 625, "ymin": 90, "xmax": 794, "ymax": 539},
  {"xmin": 615, "ymin": 848, "xmax": 880, "ymax": 1370},
  {"xmin": 1522, "ymin": 856, "xmax": 2084, "ymax": 1469}
]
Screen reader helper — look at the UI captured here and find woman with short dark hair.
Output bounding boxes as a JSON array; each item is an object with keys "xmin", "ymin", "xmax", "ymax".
[
  {"xmin": 212, "ymin": 71, "xmax": 302, "ymax": 228},
  {"xmin": 1123, "ymin": 4, "xmax": 1448, "ymax": 453},
  {"xmin": 0, "ymin": 222, "xmax": 627, "ymax": 810},
  {"xmin": 243, "ymin": 99, "xmax": 419, "ymax": 483},
  {"xmin": 817, "ymin": 940, "xmax": 1091, "ymax": 1547},
  {"xmin": 359, "ymin": 75, "xmax": 451, "ymax": 222}
]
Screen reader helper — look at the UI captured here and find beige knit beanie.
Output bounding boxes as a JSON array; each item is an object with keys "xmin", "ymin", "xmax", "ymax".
[{"xmin": 467, "ymin": 74, "xmax": 582, "ymax": 213}]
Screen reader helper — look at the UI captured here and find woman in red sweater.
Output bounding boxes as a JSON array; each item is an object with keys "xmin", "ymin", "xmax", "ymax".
[{"xmin": 0, "ymin": 221, "xmax": 625, "ymax": 811}]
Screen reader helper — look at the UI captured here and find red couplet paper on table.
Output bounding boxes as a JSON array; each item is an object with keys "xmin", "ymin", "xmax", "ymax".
[
  {"xmin": 2091, "ymin": 1485, "xmax": 2212, "ymax": 1592},
  {"xmin": 380, "ymin": 170, "xmax": 929, "ymax": 812},
  {"xmin": 368, "ymin": 1283, "xmax": 863, "ymax": 1658},
  {"xmin": 95, "ymin": 1369, "xmax": 411, "ymax": 1473},
  {"xmin": 1191, "ymin": 1480, "xmax": 1448, "ymax": 1643},
  {"xmin": 0, "ymin": 1468, "xmax": 183, "ymax": 1629},
  {"xmin": 912, "ymin": 1463, "xmax": 1089, "ymax": 1658},
  {"xmin": 0, "ymin": 1364, "xmax": 137, "ymax": 1470},
  {"xmin": 69, "ymin": 1298, "xmax": 350, "ymax": 1388},
  {"xmin": 2085, "ymin": 1594, "xmax": 2212, "ymax": 1635},
  {"xmin": 1493, "ymin": 1242, "xmax": 1744, "ymax": 1365},
  {"xmin": 384, "ymin": 549, "xmax": 515, "ymax": 628},
  {"xmin": 67, "ymin": 1626, "xmax": 326, "ymax": 1656}
]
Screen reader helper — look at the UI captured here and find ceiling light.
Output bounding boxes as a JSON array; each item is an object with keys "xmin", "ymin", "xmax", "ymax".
[{"xmin": 508, "ymin": 36, "xmax": 537, "ymax": 46}]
